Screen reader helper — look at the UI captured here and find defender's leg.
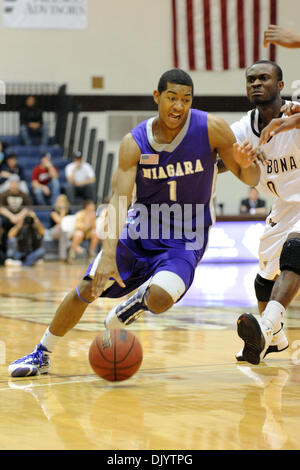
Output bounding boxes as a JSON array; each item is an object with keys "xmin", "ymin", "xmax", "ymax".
[{"xmin": 237, "ymin": 233, "xmax": 300, "ymax": 364}]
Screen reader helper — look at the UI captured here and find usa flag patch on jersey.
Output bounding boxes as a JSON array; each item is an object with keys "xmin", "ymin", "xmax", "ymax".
[{"xmin": 140, "ymin": 154, "xmax": 159, "ymax": 165}]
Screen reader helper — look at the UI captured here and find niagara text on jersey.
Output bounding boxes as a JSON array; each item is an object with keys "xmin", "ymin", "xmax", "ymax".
[{"xmin": 132, "ymin": 109, "xmax": 217, "ymax": 233}]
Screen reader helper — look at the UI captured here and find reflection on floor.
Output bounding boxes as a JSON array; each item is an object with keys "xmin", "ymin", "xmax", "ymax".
[{"xmin": 180, "ymin": 262, "xmax": 258, "ymax": 308}]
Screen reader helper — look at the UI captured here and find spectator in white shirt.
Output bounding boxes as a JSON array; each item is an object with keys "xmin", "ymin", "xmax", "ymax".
[{"xmin": 65, "ymin": 151, "xmax": 96, "ymax": 204}]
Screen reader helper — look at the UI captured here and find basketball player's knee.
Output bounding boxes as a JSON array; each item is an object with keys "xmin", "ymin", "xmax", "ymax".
[
  {"xmin": 254, "ymin": 274, "xmax": 275, "ymax": 302},
  {"xmin": 280, "ymin": 237, "xmax": 300, "ymax": 276},
  {"xmin": 147, "ymin": 271, "xmax": 186, "ymax": 314},
  {"xmin": 147, "ymin": 285, "xmax": 174, "ymax": 314},
  {"xmin": 75, "ymin": 280, "xmax": 95, "ymax": 303}
]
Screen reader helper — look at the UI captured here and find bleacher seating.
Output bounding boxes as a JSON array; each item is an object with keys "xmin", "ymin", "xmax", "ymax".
[
  {"xmin": 0, "ymin": 132, "xmax": 101, "ymax": 260},
  {"xmin": 0, "ymin": 135, "xmax": 57, "ymax": 147},
  {"xmin": 1, "ymin": 136, "xmax": 71, "ymax": 203},
  {"xmin": 0, "ymin": 134, "xmax": 73, "ymax": 259}
]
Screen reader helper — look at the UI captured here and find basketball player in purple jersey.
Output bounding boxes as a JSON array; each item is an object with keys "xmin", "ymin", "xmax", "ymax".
[{"xmin": 9, "ymin": 69, "xmax": 261, "ymax": 377}]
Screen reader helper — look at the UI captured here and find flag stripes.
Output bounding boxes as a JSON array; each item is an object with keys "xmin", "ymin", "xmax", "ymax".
[{"xmin": 172, "ymin": 0, "xmax": 277, "ymax": 71}]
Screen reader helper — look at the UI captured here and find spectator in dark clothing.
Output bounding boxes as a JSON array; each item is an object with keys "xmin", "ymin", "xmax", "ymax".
[
  {"xmin": 0, "ymin": 175, "xmax": 32, "ymax": 250},
  {"xmin": 20, "ymin": 95, "xmax": 49, "ymax": 147},
  {"xmin": 0, "ymin": 153, "xmax": 29, "ymax": 194},
  {"xmin": 6, "ymin": 210, "xmax": 45, "ymax": 267},
  {"xmin": 240, "ymin": 187, "xmax": 267, "ymax": 215}
]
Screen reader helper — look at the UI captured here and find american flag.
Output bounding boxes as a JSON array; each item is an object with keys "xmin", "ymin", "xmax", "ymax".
[
  {"xmin": 172, "ymin": 0, "xmax": 277, "ymax": 71},
  {"xmin": 140, "ymin": 154, "xmax": 159, "ymax": 165}
]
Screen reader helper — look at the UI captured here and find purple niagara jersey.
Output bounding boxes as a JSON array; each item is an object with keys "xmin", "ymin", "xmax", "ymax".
[{"xmin": 85, "ymin": 109, "xmax": 217, "ymax": 300}]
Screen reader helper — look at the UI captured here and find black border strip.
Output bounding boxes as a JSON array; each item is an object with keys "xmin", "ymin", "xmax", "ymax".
[{"xmin": 0, "ymin": 94, "xmax": 292, "ymax": 113}]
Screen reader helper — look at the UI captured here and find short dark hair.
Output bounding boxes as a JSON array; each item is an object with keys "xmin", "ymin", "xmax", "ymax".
[
  {"xmin": 40, "ymin": 152, "xmax": 51, "ymax": 160},
  {"xmin": 6, "ymin": 152, "xmax": 18, "ymax": 160},
  {"xmin": 158, "ymin": 69, "xmax": 194, "ymax": 95},
  {"xmin": 72, "ymin": 150, "xmax": 82, "ymax": 159},
  {"xmin": 247, "ymin": 60, "xmax": 283, "ymax": 81}
]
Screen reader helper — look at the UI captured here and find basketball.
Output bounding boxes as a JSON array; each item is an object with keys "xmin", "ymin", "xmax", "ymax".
[{"xmin": 89, "ymin": 329, "xmax": 143, "ymax": 382}]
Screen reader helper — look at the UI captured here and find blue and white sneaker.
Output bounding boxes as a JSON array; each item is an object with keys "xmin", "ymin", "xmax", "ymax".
[{"xmin": 8, "ymin": 344, "xmax": 50, "ymax": 377}]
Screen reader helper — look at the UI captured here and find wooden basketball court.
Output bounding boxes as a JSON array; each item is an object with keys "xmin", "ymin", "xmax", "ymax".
[{"xmin": 0, "ymin": 260, "xmax": 300, "ymax": 450}]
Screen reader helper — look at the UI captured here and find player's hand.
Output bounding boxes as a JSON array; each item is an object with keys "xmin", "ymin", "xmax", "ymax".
[
  {"xmin": 233, "ymin": 141, "xmax": 269, "ymax": 168},
  {"xmin": 91, "ymin": 255, "xmax": 125, "ymax": 298},
  {"xmin": 281, "ymin": 102, "xmax": 300, "ymax": 116},
  {"xmin": 264, "ymin": 24, "xmax": 299, "ymax": 48},
  {"xmin": 259, "ymin": 114, "xmax": 300, "ymax": 144}
]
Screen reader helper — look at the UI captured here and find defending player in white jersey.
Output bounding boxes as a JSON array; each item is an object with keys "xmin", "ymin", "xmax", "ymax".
[{"xmin": 230, "ymin": 60, "xmax": 300, "ymax": 365}]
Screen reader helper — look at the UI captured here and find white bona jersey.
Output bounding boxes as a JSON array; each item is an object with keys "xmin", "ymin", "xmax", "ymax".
[{"xmin": 231, "ymin": 101, "xmax": 300, "ymax": 203}]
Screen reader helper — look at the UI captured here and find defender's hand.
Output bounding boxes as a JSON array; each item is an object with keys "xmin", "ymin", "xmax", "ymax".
[
  {"xmin": 264, "ymin": 25, "xmax": 299, "ymax": 48},
  {"xmin": 259, "ymin": 114, "xmax": 300, "ymax": 144}
]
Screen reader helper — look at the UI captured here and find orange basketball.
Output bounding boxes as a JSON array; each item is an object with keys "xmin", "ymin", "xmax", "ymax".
[{"xmin": 89, "ymin": 329, "xmax": 143, "ymax": 382}]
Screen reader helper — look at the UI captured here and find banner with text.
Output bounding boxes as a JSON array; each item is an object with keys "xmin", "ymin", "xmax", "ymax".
[{"xmin": 3, "ymin": 0, "xmax": 87, "ymax": 29}]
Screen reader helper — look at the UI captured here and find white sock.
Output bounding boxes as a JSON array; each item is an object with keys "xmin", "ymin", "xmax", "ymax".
[
  {"xmin": 262, "ymin": 301, "xmax": 285, "ymax": 334},
  {"xmin": 40, "ymin": 327, "xmax": 62, "ymax": 353}
]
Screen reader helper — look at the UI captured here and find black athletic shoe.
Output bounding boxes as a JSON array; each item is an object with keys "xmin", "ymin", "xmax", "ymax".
[
  {"xmin": 236, "ymin": 321, "xmax": 289, "ymax": 361},
  {"xmin": 236, "ymin": 313, "xmax": 273, "ymax": 365}
]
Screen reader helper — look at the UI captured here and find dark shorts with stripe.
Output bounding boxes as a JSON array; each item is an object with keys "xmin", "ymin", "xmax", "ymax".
[{"xmin": 84, "ymin": 227, "xmax": 209, "ymax": 300}]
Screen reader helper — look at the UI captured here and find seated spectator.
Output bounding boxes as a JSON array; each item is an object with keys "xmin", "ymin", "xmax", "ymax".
[
  {"xmin": 69, "ymin": 200, "xmax": 99, "ymax": 260},
  {"xmin": 0, "ymin": 175, "xmax": 32, "ymax": 250},
  {"xmin": 5, "ymin": 210, "xmax": 45, "ymax": 267},
  {"xmin": 0, "ymin": 153, "xmax": 29, "ymax": 194},
  {"xmin": 20, "ymin": 95, "xmax": 49, "ymax": 147},
  {"xmin": 47, "ymin": 194, "xmax": 71, "ymax": 261},
  {"xmin": 240, "ymin": 187, "xmax": 267, "ymax": 215},
  {"xmin": 32, "ymin": 153, "xmax": 60, "ymax": 205},
  {"xmin": 65, "ymin": 151, "xmax": 96, "ymax": 205}
]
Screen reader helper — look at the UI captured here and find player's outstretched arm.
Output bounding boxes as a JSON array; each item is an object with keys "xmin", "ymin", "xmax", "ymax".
[
  {"xmin": 207, "ymin": 115, "xmax": 261, "ymax": 186},
  {"xmin": 259, "ymin": 114, "xmax": 300, "ymax": 145},
  {"xmin": 91, "ymin": 133, "xmax": 140, "ymax": 297},
  {"xmin": 264, "ymin": 24, "xmax": 300, "ymax": 48}
]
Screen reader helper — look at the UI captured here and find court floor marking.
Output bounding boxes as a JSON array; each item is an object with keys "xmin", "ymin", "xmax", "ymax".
[{"xmin": 0, "ymin": 361, "xmax": 295, "ymax": 392}]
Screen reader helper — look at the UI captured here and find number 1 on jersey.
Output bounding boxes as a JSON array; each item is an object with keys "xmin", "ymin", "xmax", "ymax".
[{"xmin": 167, "ymin": 180, "xmax": 177, "ymax": 201}]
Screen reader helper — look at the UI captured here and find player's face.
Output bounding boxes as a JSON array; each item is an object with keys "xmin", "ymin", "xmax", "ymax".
[
  {"xmin": 246, "ymin": 64, "xmax": 283, "ymax": 105},
  {"xmin": 154, "ymin": 83, "xmax": 193, "ymax": 129}
]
